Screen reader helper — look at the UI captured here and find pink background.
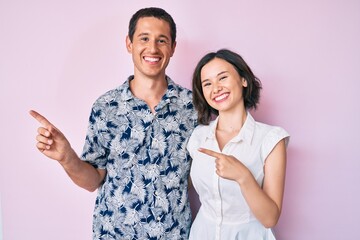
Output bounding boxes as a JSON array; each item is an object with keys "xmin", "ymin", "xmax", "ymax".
[{"xmin": 1, "ymin": 0, "xmax": 359, "ymax": 239}]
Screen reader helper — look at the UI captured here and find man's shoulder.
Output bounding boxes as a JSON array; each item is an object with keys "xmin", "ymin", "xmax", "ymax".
[
  {"xmin": 172, "ymin": 82, "xmax": 192, "ymax": 94},
  {"xmin": 167, "ymin": 77, "xmax": 191, "ymax": 93},
  {"xmin": 166, "ymin": 77, "xmax": 194, "ymax": 108},
  {"xmin": 92, "ymin": 81, "xmax": 129, "ymax": 107},
  {"xmin": 96, "ymin": 87, "xmax": 121, "ymax": 102}
]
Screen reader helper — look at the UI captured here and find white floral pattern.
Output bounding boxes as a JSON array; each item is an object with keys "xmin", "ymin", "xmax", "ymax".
[{"xmin": 82, "ymin": 76, "xmax": 197, "ymax": 239}]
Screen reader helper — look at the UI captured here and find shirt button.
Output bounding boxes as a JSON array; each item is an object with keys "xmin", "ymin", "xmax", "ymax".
[{"xmin": 157, "ymin": 216, "xmax": 161, "ymax": 221}]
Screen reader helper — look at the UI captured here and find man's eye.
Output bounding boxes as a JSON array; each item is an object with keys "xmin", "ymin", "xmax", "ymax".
[
  {"xmin": 219, "ymin": 76, "xmax": 227, "ymax": 81},
  {"xmin": 141, "ymin": 37, "xmax": 149, "ymax": 42},
  {"xmin": 158, "ymin": 38, "xmax": 169, "ymax": 44}
]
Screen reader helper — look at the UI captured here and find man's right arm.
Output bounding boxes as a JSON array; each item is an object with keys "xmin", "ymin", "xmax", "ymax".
[{"xmin": 29, "ymin": 110, "xmax": 106, "ymax": 192}]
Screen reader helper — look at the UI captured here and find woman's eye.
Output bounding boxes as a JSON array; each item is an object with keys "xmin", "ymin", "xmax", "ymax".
[{"xmin": 219, "ymin": 76, "xmax": 227, "ymax": 81}]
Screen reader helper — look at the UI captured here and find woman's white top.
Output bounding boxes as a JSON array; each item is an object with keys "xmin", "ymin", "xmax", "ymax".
[{"xmin": 187, "ymin": 113, "xmax": 290, "ymax": 240}]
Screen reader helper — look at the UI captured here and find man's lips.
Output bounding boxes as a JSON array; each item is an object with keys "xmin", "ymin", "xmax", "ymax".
[{"xmin": 144, "ymin": 56, "xmax": 160, "ymax": 63}]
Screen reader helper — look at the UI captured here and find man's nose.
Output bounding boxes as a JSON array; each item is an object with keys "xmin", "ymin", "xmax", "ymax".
[{"xmin": 148, "ymin": 40, "xmax": 158, "ymax": 53}]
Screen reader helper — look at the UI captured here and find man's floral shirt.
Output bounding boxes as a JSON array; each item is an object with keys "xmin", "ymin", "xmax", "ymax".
[{"xmin": 81, "ymin": 76, "xmax": 197, "ymax": 240}]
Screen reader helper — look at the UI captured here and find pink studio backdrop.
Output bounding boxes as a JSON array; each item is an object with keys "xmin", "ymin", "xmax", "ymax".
[{"xmin": 1, "ymin": 0, "xmax": 359, "ymax": 239}]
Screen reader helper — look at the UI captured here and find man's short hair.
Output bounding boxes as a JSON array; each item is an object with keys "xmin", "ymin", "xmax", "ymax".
[{"xmin": 128, "ymin": 7, "xmax": 177, "ymax": 45}]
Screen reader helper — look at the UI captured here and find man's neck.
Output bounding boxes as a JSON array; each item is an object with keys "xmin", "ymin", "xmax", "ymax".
[{"xmin": 129, "ymin": 75, "xmax": 168, "ymax": 112}]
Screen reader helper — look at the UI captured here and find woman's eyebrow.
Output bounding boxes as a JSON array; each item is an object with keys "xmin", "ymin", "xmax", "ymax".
[{"xmin": 201, "ymin": 71, "xmax": 228, "ymax": 83}]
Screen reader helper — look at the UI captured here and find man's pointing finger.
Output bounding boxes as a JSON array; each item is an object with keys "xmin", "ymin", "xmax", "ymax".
[{"xmin": 29, "ymin": 110, "xmax": 52, "ymax": 127}]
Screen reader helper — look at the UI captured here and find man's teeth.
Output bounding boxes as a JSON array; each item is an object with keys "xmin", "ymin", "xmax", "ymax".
[{"xmin": 144, "ymin": 57, "xmax": 160, "ymax": 62}]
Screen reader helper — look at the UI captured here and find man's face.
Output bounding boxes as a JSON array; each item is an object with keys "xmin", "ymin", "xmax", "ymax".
[{"xmin": 126, "ymin": 17, "xmax": 176, "ymax": 80}]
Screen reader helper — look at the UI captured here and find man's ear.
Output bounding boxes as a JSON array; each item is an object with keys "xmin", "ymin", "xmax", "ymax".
[
  {"xmin": 126, "ymin": 36, "xmax": 132, "ymax": 53},
  {"xmin": 170, "ymin": 41, "xmax": 177, "ymax": 57}
]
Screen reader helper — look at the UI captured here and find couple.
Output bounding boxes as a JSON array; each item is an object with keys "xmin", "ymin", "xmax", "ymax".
[{"xmin": 30, "ymin": 7, "xmax": 289, "ymax": 240}]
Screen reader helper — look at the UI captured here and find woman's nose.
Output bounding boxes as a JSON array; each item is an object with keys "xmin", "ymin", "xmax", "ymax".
[{"xmin": 212, "ymin": 83, "xmax": 222, "ymax": 93}]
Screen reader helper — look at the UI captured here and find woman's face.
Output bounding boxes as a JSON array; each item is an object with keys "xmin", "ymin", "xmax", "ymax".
[{"xmin": 200, "ymin": 57, "xmax": 247, "ymax": 113}]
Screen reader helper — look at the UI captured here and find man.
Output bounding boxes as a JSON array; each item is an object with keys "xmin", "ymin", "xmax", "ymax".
[{"xmin": 30, "ymin": 7, "xmax": 197, "ymax": 239}]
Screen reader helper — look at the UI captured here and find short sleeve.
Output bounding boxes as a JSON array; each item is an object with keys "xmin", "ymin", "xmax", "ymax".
[
  {"xmin": 260, "ymin": 127, "xmax": 290, "ymax": 162},
  {"xmin": 186, "ymin": 125, "xmax": 206, "ymax": 159},
  {"xmin": 187, "ymin": 128, "xmax": 198, "ymax": 159},
  {"xmin": 81, "ymin": 106, "xmax": 108, "ymax": 169}
]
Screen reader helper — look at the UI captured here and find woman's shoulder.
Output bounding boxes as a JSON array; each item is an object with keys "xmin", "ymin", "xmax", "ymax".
[
  {"xmin": 253, "ymin": 119, "xmax": 290, "ymax": 148},
  {"xmin": 255, "ymin": 121, "xmax": 288, "ymax": 136},
  {"xmin": 193, "ymin": 123, "xmax": 211, "ymax": 132},
  {"xmin": 192, "ymin": 121, "xmax": 215, "ymax": 136},
  {"xmin": 188, "ymin": 122, "xmax": 214, "ymax": 148}
]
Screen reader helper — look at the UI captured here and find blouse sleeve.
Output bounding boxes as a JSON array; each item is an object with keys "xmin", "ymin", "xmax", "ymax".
[
  {"xmin": 260, "ymin": 126, "xmax": 290, "ymax": 162},
  {"xmin": 186, "ymin": 128, "xmax": 197, "ymax": 159},
  {"xmin": 186, "ymin": 125, "xmax": 205, "ymax": 159}
]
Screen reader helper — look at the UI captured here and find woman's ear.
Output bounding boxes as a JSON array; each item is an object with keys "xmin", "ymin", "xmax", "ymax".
[{"xmin": 242, "ymin": 78, "xmax": 248, "ymax": 87}]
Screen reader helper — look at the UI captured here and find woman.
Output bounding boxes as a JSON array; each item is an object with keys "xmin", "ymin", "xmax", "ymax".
[{"xmin": 187, "ymin": 49, "xmax": 289, "ymax": 239}]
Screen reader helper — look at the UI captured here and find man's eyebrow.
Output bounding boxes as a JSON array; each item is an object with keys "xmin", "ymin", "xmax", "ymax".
[
  {"xmin": 158, "ymin": 34, "xmax": 170, "ymax": 40},
  {"xmin": 136, "ymin": 33, "xmax": 170, "ymax": 40},
  {"xmin": 136, "ymin": 33, "xmax": 149, "ymax": 37}
]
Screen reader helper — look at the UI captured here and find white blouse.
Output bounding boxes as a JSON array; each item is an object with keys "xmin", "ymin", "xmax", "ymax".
[{"xmin": 187, "ymin": 113, "xmax": 289, "ymax": 240}]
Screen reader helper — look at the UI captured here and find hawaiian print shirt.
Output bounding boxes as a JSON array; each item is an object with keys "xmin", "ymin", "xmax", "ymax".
[{"xmin": 81, "ymin": 76, "xmax": 197, "ymax": 240}]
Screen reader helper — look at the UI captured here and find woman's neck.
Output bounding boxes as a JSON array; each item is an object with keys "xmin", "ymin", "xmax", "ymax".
[
  {"xmin": 215, "ymin": 109, "xmax": 247, "ymax": 151},
  {"xmin": 217, "ymin": 109, "xmax": 247, "ymax": 133}
]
